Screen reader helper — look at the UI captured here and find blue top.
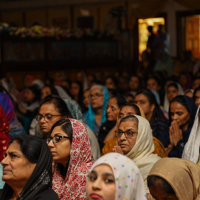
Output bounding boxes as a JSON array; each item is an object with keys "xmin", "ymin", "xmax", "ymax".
[{"xmin": 158, "ymin": 95, "xmax": 197, "ymax": 158}]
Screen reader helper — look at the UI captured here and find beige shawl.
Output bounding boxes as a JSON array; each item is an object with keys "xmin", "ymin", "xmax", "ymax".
[
  {"xmin": 148, "ymin": 157, "xmax": 200, "ymax": 200},
  {"xmin": 126, "ymin": 115, "xmax": 160, "ymax": 193}
]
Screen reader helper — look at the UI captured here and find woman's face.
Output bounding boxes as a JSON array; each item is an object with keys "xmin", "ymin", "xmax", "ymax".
[
  {"xmin": 70, "ymin": 82, "xmax": 80, "ymax": 96},
  {"xmin": 149, "ymin": 184, "xmax": 178, "ymax": 200},
  {"xmin": 24, "ymin": 88, "xmax": 35, "ymax": 103},
  {"xmin": 117, "ymin": 106, "xmax": 137, "ymax": 126},
  {"xmin": 147, "ymin": 78, "xmax": 160, "ymax": 92},
  {"xmin": 90, "ymin": 88, "xmax": 104, "ymax": 109},
  {"xmin": 48, "ymin": 125, "xmax": 71, "ymax": 167},
  {"xmin": 129, "ymin": 76, "xmax": 139, "ymax": 91},
  {"xmin": 134, "ymin": 94, "xmax": 154, "ymax": 117},
  {"xmin": 105, "ymin": 78, "xmax": 115, "ymax": 89},
  {"xmin": 106, "ymin": 98, "xmax": 119, "ymax": 121},
  {"xmin": 179, "ymin": 74, "xmax": 187, "ymax": 87},
  {"xmin": 117, "ymin": 120, "xmax": 138, "ymax": 154},
  {"xmin": 41, "ymin": 87, "xmax": 51, "ymax": 100},
  {"xmin": 170, "ymin": 101, "xmax": 190, "ymax": 131},
  {"xmin": 193, "ymin": 79, "xmax": 200, "ymax": 90},
  {"xmin": 83, "ymin": 90, "xmax": 90, "ymax": 109},
  {"xmin": 38, "ymin": 103, "xmax": 63, "ymax": 134},
  {"xmin": 1, "ymin": 141, "xmax": 36, "ymax": 187},
  {"xmin": 167, "ymin": 86, "xmax": 179, "ymax": 102},
  {"xmin": 194, "ymin": 90, "xmax": 200, "ymax": 107},
  {"xmin": 87, "ymin": 164, "xmax": 116, "ymax": 200}
]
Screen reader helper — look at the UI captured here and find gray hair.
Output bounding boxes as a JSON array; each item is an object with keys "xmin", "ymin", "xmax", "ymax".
[
  {"xmin": 90, "ymin": 84, "xmax": 104, "ymax": 95},
  {"xmin": 119, "ymin": 115, "xmax": 139, "ymax": 127}
]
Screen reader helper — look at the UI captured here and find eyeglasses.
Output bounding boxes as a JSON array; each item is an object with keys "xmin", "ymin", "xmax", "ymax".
[
  {"xmin": 47, "ymin": 135, "xmax": 70, "ymax": 144},
  {"xmin": 35, "ymin": 114, "xmax": 62, "ymax": 122},
  {"xmin": 89, "ymin": 93, "xmax": 103, "ymax": 99},
  {"xmin": 115, "ymin": 130, "xmax": 137, "ymax": 138}
]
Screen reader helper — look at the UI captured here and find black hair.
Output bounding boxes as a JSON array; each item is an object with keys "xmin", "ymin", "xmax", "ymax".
[
  {"xmin": 147, "ymin": 76, "xmax": 161, "ymax": 88},
  {"xmin": 40, "ymin": 95, "xmax": 72, "ymax": 118},
  {"xmin": 170, "ymin": 95, "xmax": 189, "ymax": 112},
  {"xmin": 51, "ymin": 119, "xmax": 73, "ymax": 178},
  {"xmin": 108, "ymin": 88, "xmax": 118, "ymax": 97},
  {"xmin": 119, "ymin": 103, "xmax": 141, "ymax": 116},
  {"xmin": 42, "ymin": 85, "xmax": 59, "ymax": 96},
  {"xmin": 9, "ymin": 135, "xmax": 43, "ymax": 163},
  {"xmin": 147, "ymin": 175, "xmax": 175, "ymax": 195},
  {"xmin": 135, "ymin": 89, "xmax": 166, "ymax": 128},
  {"xmin": 104, "ymin": 75, "xmax": 118, "ymax": 88},
  {"xmin": 193, "ymin": 86, "xmax": 200, "ymax": 101},
  {"xmin": 167, "ymin": 82, "xmax": 179, "ymax": 91},
  {"xmin": 110, "ymin": 94, "xmax": 127, "ymax": 108},
  {"xmin": 26, "ymin": 85, "xmax": 41, "ymax": 103}
]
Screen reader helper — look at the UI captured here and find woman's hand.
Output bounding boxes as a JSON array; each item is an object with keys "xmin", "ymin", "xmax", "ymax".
[
  {"xmin": 170, "ymin": 121, "xmax": 183, "ymax": 146},
  {"xmin": 113, "ymin": 146, "xmax": 124, "ymax": 155}
]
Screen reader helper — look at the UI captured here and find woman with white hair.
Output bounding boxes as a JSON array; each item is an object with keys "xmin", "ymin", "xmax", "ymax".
[{"xmin": 82, "ymin": 85, "xmax": 109, "ymax": 137}]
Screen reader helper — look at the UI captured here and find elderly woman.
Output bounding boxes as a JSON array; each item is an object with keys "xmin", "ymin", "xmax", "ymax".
[
  {"xmin": 87, "ymin": 153, "xmax": 147, "ymax": 200},
  {"xmin": 147, "ymin": 158, "xmax": 200, "ymax": 200},
  {"xmin": 82, "ymin": 85, "xmax": 109, "ymax": 137},
  {"xmin": 48, "ymin": 119, "xmax": 94, "ymax": 199},
  {"xmin": 113, "ymin": 115, "xmax": 160, "ymax": 198},
  {"xmin": 0, "ymin": 135, "xmax": 59, "ymax": 200}
]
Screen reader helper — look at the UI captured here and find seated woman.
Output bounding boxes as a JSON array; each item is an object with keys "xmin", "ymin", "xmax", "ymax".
[
  {"xmin": 147, "ymin": 157, "xmax": 200, "ymax": 200},
  {"xmin": 113, "ymin": 115, "xmax": 160, "ymax": 196},
  {"xmin": 82, "ymin": 85, "xmax": 109, "ymax": 137},
  {"xmin": 102, "ymin": 103, "xmax": 166, "ymax": 158},
  {"xmin": 159, "ymin": 95, "xmax": 197, "ymax": 157},
  {"xmin": 135, "ymin": 89, "xmax": 168, "ymax": 138},
  {"xmin": 163, "ymin": 82, "xmax": 184, "ymax": 111},
  {"xmin": 48, "ymin": 119, "xmax": 94, "ymax": 200},
  {"xmin": 0, "ymin": 135, "xmax": 59, "ymax": 200},
  {"xmin": 87, "ymin": 153, "xmax": 147, "ymax": 200},
  {"xmin": 36, "ymin": 95, "xmax": 100, "ymax": 160},
  {"xmin": 0, "ymin": 93, "xmax": 26, "ymax": 137},
  {"xmin": 98, "ymin": 95, "xmax": 127, "ymax": 150}
]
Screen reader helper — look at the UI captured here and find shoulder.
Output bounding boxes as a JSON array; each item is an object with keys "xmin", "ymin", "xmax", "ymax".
[{"xmin": 34, "ymin": 188, "xmax": 59, "ymax": 200}]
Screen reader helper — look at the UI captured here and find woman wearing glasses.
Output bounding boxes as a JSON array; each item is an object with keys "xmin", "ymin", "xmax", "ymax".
[
  {"xmin": 82, "ymin": 85, "xmax": 109, "ymax": 138},
  {"xmin": 114, "ymin": 115, "xmax": 160, "ymax": 200},
  {"xmin": 48, "ymin": 119, "xmax": 94, "ymax": 200}
]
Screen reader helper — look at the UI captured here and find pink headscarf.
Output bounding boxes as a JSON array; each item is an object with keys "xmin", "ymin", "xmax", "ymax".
[{"xmin": 52, "ymin": 119, "xmax": 94, "ymax": 200}]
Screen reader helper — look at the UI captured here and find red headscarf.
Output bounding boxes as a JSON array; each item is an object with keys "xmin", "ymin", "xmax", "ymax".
[
  {"xmin": 52, "ymin": 119, "xmax": 94, "ymax": 200},
  {"xmin": 0, "ymin": 105, "xmax": 10, "ymax": 161}
]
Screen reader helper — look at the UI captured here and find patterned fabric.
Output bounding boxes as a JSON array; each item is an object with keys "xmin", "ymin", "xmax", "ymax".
[
  {"xmin": 0, "ymin": 105, "xmax": 10, "ymax": 162},
  {"xmin": 102, "ymin": 137, "xmax": 166, "ymax": 158},
  {"xmin": 148, "ymin": 158, "xmax": 200, "ymax": 200},
  {"xmin": 52, "ymin": 119, "xmax": 94, "ymax": 200},
  {"xmin": 85, "ymin": 86, "xmax": 109, "ymax": 134},
  {"xmin": 88, "ymin": 153, "xmax": 147, "ymax": 200},
  {"xmin": 0, "ymin": 163, "xmax": 4, "ymax": 189},
  {"xmin": 62, "ymin": 98, "xmax": 82, "ymax": 120},
  {"xmin": 0, "ymin": 92, "xmax": 26, "ymax": 137}
]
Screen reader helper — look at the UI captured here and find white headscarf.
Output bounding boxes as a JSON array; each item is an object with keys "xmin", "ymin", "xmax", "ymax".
[
  {"xmin": 125, "ymin": 115, "xmax": 160, "ymax": 193},
  {"xmin": 88, "ymin": 153, "xmax": 147, "ymax": 200},
  {"xmin": 54, "ymin": 85, "xmax": 72, "ymax": 99},
  {"xmin": 163, "ymin": 82, "xmax": 184, "ymax": 111},
  {"xmin": 182, "ymin": 106, "xmax": 200, "ymax": 163}
]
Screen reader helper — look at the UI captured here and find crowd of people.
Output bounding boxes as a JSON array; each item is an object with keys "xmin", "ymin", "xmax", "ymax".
[{"xmin": 1, "ymin": 53, "xmax": 200, "ymax": 200}]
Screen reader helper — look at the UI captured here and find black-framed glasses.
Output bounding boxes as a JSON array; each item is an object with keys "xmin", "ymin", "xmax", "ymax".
[
  {"xmin": 47, "ymin": 135, "xmax": 70, "ymax": 144},
  {"xmin": 35, "ymin": 114, "xmax": 62, "ymax": 122},
  {"xmin": 115, "ymin": 130, "xmax": 137, "ymax": 138}
]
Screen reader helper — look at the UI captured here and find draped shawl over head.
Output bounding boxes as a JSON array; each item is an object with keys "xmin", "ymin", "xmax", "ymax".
[
  {"xmin": 158, "ymin": 95, "xmax": 197, "ymax": 157},
  {"xmin": 0, "ymin": 137, "xmax": 54, "ymax": 200},
  {"xmin": 0, "ymin": 105, "xmax": 10, "ymax": 162},
  {"xmin": 88, "ymin": 153, "xmax": 147, "ymax": 200},
  {"xmin": 85, "ymin": 86, "xmax": 109, "ymax": 133},
  {"xmin": 148, "ymin": 157, "xmax": 200, "ymax": 200},
  {"xmin": 163, "ymin": 82, "xmax": 184, "ymax": 112},
  {"xmin": 182, "ymin": 106, "xmax": 200, "ymax": 163},
  {"xmin": 125, "ymin": 115, "xmax": 160, "ymax": 193},
  {"xmin": 52, "ymin": 118, "xmax": 94, "ymax": 200}
]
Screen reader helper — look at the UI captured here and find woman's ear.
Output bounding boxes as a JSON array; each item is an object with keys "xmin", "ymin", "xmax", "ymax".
[{"xmin": 150, "ymin": 104, "xmax": 155, "ymax": 112}]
